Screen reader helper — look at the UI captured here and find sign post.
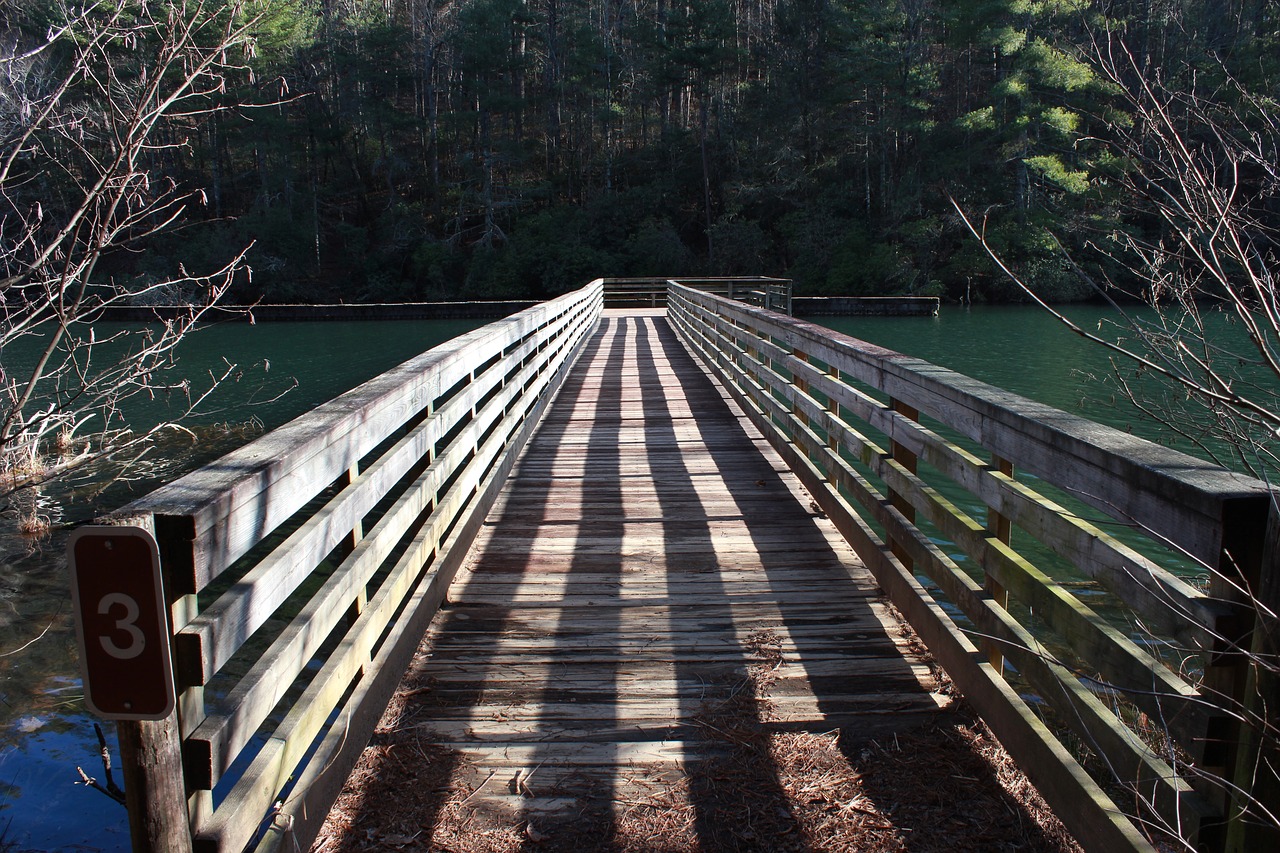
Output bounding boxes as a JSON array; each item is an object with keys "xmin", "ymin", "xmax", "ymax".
[{"xmin": 68, "ymin": 526, "xmax": 175, "ymax": 721}]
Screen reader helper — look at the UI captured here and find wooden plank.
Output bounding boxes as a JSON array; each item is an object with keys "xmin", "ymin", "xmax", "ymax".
[
  {"xmin": 426, "ymin": 620, "xmax": 903, "ymax": 645},
  {"xmin": 411, "ymin": 692, "xmax": 944, "ymax": 720}
]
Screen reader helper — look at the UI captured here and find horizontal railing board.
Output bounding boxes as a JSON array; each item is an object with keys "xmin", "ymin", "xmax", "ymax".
[
  {"xmin": 115, "ymin": 287, "xmax": 600, "ymax": 596},
  {"xmin": 173, "ymin": 302, "xmax": 587, "ymax": 688},
  {"xmin": 676, "ymin": 291, "xmax": 1269, "ymax": 570}
]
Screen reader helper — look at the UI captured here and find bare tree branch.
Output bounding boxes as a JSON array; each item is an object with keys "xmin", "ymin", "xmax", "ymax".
[{"xmin": 1, "ymin": 1, "xmax": 277, "ymax": 510}]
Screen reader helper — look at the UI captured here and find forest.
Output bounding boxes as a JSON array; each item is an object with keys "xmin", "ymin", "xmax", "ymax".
[{"xmin": 4, "ymin": 0, "xmax": 1278, "ymax": 304}]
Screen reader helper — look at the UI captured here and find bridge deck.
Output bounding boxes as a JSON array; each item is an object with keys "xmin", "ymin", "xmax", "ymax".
[{"xmin": 322, "ymin": 311, "xmax": 954, "ymax": 845}]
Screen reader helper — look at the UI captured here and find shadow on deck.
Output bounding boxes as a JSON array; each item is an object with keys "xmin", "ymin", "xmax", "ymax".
[{"xmin": 315, "ymin": 313, "xmax": 1077, "ymax": 852}]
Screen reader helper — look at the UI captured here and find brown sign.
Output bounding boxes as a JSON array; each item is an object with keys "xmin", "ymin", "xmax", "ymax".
[{"xmin": 68, "ymin": 526, "xmax": 175, "ymax": 720}]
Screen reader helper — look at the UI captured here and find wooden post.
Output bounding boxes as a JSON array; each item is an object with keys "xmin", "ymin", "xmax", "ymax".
[
  {"xmin": 887, "ymin": 398, "xmax": 919, "ymax": 571},
  {"xmin": 792, "ymin": 351, "xmax": 810, "ymax": 429},
  {"xmin": 1191, "ymin": 496, "xmax": 1274, "ymax": 852},
  {"xmin": 343, "ymin": 464, "xmax": 367, "ymax": 625},
  {"xmin": 985, "ymin": 456, "xmax": 1014, "ymax": 672},
  {"xmin": 117, "ymin": 717, "xmax": 193, "ymax": 853},
  {"xmin": 107, "ymin": 514, "xmax": 194, "ymax": 853},
  {"xmin": 1225, "ymin": 501, "xmax": 1280, "ymax": 853},
  {"xmin": 827, "ymin": 364, "xmax": 841, "ymax": 488}
]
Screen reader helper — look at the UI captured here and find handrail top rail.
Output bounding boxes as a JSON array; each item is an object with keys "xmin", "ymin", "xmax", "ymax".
[
  {"xmin": 119, "ymin": 283, "xmax": 602, "ymax": 520},
  {"xmin": 672, "ymin": 285, "xmax": 1270, "ymax": 565}
]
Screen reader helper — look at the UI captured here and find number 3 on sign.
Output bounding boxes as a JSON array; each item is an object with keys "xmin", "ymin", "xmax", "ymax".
[
  {"xmin": 68, "ymin": 526, "xmax": 175, "ymax": 721},
  {"xmin": 97, "ymin": 593, "xmax": 146, "ymax": 660}
]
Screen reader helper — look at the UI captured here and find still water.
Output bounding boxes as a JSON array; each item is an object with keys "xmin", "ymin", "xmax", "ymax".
[
  {"xmin": 816, "ymin": 305, "xmax": 1210, "ymax": 443},
  {"xmin": 0, "ymin": 305, "xmax": 1262, "ymax": 850}
]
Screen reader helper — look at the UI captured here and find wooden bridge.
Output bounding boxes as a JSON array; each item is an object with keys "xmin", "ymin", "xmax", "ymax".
[{"xmin": 92, "ymin": 279, "xmax": 1278, "ymax": 852}]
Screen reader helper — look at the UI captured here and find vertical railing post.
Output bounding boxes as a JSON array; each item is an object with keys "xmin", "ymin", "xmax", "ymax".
[
  {"xmin": 110, "ymin": 513, "xmax": 194, "ymax": 853},
  {"xmin": 887, "ymin": 398, "xmax": 919, "ymax": 571},
  {"xmin": 985, "ymin": 455, "xmax": 1013, "ymax": 672},
  {"xmin": 792, "ymin": 351, "xmax": 810, "ymax": 429},
  {"xmin": 343, "ymin": 463, "xmax": 368, "ymax": 625},
  {"xmin": 1224, "ymin": 500, "xmax": 1280, "ymax": 853},
  {"xmin": 826, "ymin": 363, "xmax": 841, "ymax": 489}
]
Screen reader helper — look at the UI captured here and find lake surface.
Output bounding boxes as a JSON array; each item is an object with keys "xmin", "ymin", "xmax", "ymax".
[
  {"xmin": 0, "ymin": 304, "xmax": 1264, "ymax": 850},
  {"xmin": 816, "ymin": 304, "xmax": 1280, "ymax": 475}
]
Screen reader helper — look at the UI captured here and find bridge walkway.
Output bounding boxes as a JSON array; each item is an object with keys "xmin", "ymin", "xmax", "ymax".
[{"xmin": 328, "ymin": 310, "xmax": 950, "ymax": 843}]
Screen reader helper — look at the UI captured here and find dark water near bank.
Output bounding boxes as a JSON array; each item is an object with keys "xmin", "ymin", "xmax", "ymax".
[{"xmin": 0, "ymin": 305, "xmax": 1266, "ymax": 850}]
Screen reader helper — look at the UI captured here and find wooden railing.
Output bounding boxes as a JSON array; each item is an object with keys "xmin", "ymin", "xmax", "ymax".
[
  {"xmin": 600, "ymin": 276, "xmax": 792, "ymax": 314},
  {"xmin": 668, "ymin": 284, "xmax": 1277, "ymax": 852},
  {"xmin": 105, "ymin": 283, "xmax": 602, "ymax": 852}
]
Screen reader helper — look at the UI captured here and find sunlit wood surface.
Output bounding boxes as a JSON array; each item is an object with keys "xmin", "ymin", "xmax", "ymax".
[{"xmin": 395, "ymin": 310, "xmax": 947, "ymax": 821}]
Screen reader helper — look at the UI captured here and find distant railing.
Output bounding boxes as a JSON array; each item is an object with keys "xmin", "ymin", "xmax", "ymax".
[
  {"xmin": 104, "ymin": 283, "xmax": 602, "ymax": 852},
  {"xmin": 600, "ymin": 276, "xmax": 792, "ymax": 314},
  {"xmin": 668, "ymin": 284, "xmax": 1278, "ymax": 853}
]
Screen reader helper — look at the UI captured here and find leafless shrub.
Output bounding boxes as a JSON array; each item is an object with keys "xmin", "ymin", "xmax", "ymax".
[
  {"xmin": 952, "ymin": 25, "xmax": 1280, "ymax": 850},
  {"xmin": 0, "ymin": 1, "xmax": 271, "ymax": 505}
]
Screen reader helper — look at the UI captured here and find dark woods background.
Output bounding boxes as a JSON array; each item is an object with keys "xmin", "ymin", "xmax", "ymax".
[{"xmin": 7, "ymin": 0, "xmax": 1278, "ymax": 304}]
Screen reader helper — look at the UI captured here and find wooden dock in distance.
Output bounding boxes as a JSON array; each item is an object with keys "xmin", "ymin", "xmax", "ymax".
[{"xmin": 318, "ymin": 311, "xmax": 956, "ymax": 846}]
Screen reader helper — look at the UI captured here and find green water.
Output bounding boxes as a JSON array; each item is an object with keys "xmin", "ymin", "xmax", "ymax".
[
  {"xmin": 814, "ymin": 306, "xmax": 1189, "ymax": 443},
  {"xmin": 0, "ymin": 305, "xmax": 1268, "ymax": 851},
  {"xmin": 809, "ymin": 304, "xmax": 1280, "ymax": 471}
]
